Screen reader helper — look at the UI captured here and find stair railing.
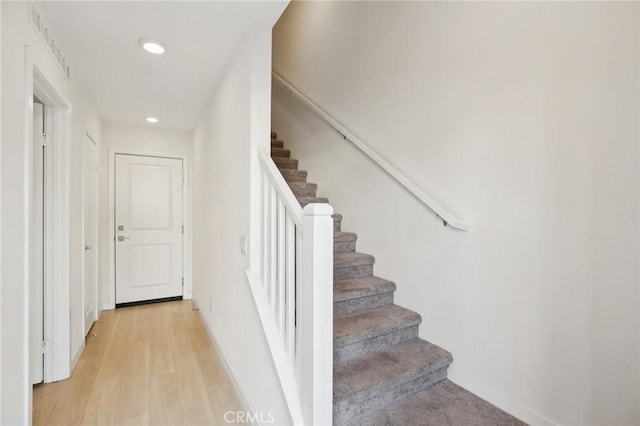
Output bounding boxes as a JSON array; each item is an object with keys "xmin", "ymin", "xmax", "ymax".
[
  {"xmin": 251, "ymin": 147, "xmax": 333, "ymax": 425},
  {"xmin": 272, "ymin": 71, "xmax": 469, "ymax": 231}
]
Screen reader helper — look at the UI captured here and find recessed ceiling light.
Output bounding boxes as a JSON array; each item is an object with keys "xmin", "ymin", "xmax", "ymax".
[
  {"xmin": 138, "ymin": 38, "xmax": 165, "ymax": 55},
  {"xmin": 146, "ymin": 116, "xmax": 159, "ymax": 123}
]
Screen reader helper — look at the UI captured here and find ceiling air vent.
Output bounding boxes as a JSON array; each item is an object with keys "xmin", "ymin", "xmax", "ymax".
[{"xmin": 28, "ymin": 3, "xmax": 71, "ymax": 80}]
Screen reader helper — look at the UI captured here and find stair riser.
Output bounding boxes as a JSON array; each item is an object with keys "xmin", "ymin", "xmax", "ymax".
[
  {"xmin": 299, "ymin": 198, "xmax": 329, "ymax": 207},
  {"xmin": 271, "ymin": 132, "xmax": 277, "ymax": 139},
  {"xmin": 274, "ymin": 158, "xmax": 298, "ymax": 170},
  {"xmin": 334, "ymin": 265, "xmax": 373, "ymax": 281},
  {"xmin": 271, "ymin": 140, "xmax": 284, "ymax": 149},
  {"xmin": 334, "ymin": 240, "xmax": 356, "ymax": 253},
  {"xmin": 334, "ymin": 216, "xmax": 342, "ymax": 232},
  {"xmin": 280, "ymin": 170, "xmax": 307, "ymax": 183},
  {"xmin": 284, "ymin": 177, "xmax": 307, "ymax": 185},
  {"xmin": 334, "ymin": 367, "xmax": 449, "ymax": 425},
  {"xmin": 270, "ymin": 149, "xmax": 291, "ymax": 158},
  {"xmin": 292, "ymin": 187, "xmax": 317, "ymax": 198},
  {"xmin": 289, "ymin": 182, "xmax": 317, "ymax": 190},
  {"xmin": 335, "ymin": 325, "xmax": 418, "ymax": 364},
  {"xmin": 334, "ymin": 292, "xmax": 394, "ymax": 316}
]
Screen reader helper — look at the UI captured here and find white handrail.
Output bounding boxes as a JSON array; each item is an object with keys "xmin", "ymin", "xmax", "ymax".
[
  {"xmin": 272, "ymin": 71, "xmax": 469, "ymax": 232},
  {"xmin": 258, "ymin": 148, "xmax": 304, "ymax": 227}
]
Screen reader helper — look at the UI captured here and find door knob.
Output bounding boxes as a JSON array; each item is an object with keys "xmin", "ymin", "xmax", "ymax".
[
  {"xmin": 84, "ymin": 245, "xmax": 92, "ymax": 250},
  {"xmin": 117, "ymin": 236, "xmax": 130, "ymax": 242}
]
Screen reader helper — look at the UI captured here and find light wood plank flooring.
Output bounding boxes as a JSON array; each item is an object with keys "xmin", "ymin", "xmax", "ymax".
[{"xmin": 33, "ymin": 300, "xmax": 244, "ymax": 426}]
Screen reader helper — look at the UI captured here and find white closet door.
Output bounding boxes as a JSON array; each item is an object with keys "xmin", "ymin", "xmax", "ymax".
[
  {"xmin": 30, "ymin": 102, "xmax": 44, "ymax": 385},
  {"xmin": 83, "ymin": 134, "xmax": 99, "ymax": 334}
]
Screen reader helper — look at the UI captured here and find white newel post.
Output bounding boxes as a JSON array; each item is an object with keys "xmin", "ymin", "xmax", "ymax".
[{"xmin": 300, "ymin": 203, "xmax": 334, "ymax": 426}]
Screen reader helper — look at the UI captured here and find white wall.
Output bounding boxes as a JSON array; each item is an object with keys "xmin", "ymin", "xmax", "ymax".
[
  {"xmin": 1, "ymin": 2, "xmax": 100, "ymax": 423},
  {"xmin": 98, "ymin": 122, "xmax": 193, "ymax": 309},
  {"xmin": 273, "ymin": 2, "xmax": 639, "ymax": 425},
  {"xmin": 191, "ymin": 31, "xmax": 292, "ymax": 424}
]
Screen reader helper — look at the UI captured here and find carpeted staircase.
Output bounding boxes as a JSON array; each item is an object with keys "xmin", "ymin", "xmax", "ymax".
[{"xmin": 271, "ymin": 132, "xmax": 526, "ymax": 426}]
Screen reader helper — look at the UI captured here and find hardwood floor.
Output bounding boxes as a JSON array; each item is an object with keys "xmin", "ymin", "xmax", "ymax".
[{"xmin": 33, "ymin": 300, "xmax": 245, "ymax": 426}]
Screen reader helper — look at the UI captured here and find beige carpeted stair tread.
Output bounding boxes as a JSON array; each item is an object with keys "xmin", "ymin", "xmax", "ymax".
[
  {"xmin": 334, "ymin": 304, "xmax": 421, "ymax": 348},
  {"xmin": 360, "ymin": 380, "xmax": 526, "ymax": 426}
]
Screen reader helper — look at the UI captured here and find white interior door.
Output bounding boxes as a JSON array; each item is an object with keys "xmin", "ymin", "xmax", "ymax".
[
  {"xmin": 115, "ymin": 154, "xmax": 183, "ymax": 304},
  {"xmin": 83, "ymin": 134, "xmax": 99, "ymax": 335},
  {"xmin": 30, "ymin": 101, "xmax": 45, "ymax": 385}
]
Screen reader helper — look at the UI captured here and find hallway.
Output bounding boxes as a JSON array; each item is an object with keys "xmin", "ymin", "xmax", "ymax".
[{"xmin": 33, "ymin": 301, "xmax": 244, "ymax": 425}]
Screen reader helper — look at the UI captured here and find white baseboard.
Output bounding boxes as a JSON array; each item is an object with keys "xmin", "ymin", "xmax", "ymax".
[
  {"xmin": 191, "ymin": 298, "xmax": 254, "ymax": 414},
  {"xmin": 70, "ymin": 340, "xmax": 85, "ymax": 372},
  {"xmin": 447, "ymin": 370, "xmax": 558, "ymax": 426},
  {"xmin": 183, "ymin": 292, "xmax": 193, "ymax": 300},
  {"xmin": 101, "ymin": 302, "xmax": 115, "ymax": 310}
]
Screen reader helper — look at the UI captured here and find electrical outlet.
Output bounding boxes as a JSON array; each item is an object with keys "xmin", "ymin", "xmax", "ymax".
[
  {"xmin": 209, "ymin": 297, "xmax": 214, "ymax": 311},
  {"xmin": 240, "ymin": 235, "xmax": 248, "ymax": 255}
]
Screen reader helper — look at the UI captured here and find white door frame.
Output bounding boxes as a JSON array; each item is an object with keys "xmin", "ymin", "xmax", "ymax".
[
  {"xmin": 107, "ymin": 149, "xmax": 192, "ymax": 309},
  {"xmin": 29, "ymin": 100, "xmax": 45, "ymax": 386},
  {"xmin": 82, "ymin": 130, "xmax": 99, "ymax": 335},
  {"xmin": 28, "ymin": 55, "xmax": 72, "ymax": 384}
]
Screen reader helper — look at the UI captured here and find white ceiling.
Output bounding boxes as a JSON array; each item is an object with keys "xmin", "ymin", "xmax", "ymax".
[{"xmin": 36, "ymin": 1, "xmax": 288, "ymax": 130}]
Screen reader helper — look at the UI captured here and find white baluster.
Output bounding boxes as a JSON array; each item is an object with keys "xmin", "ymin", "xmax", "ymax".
[
  {"xmin": 262, "ymin": 170, "xmax": 269, "ymax": 289},
  {"xmin": 277, "ymin": 198, "xmax": 286, "ymax": 335},
  {"xmin": 269, "ymin": 185, "xmax": 277, "ymax": 311},
  {"xmin": 285, "ymin": 214, "xmax": 296, "ymax": 360},
  {"xmin": 295, "ymin": 226, "xmax": 303, "ymax": 382}
]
